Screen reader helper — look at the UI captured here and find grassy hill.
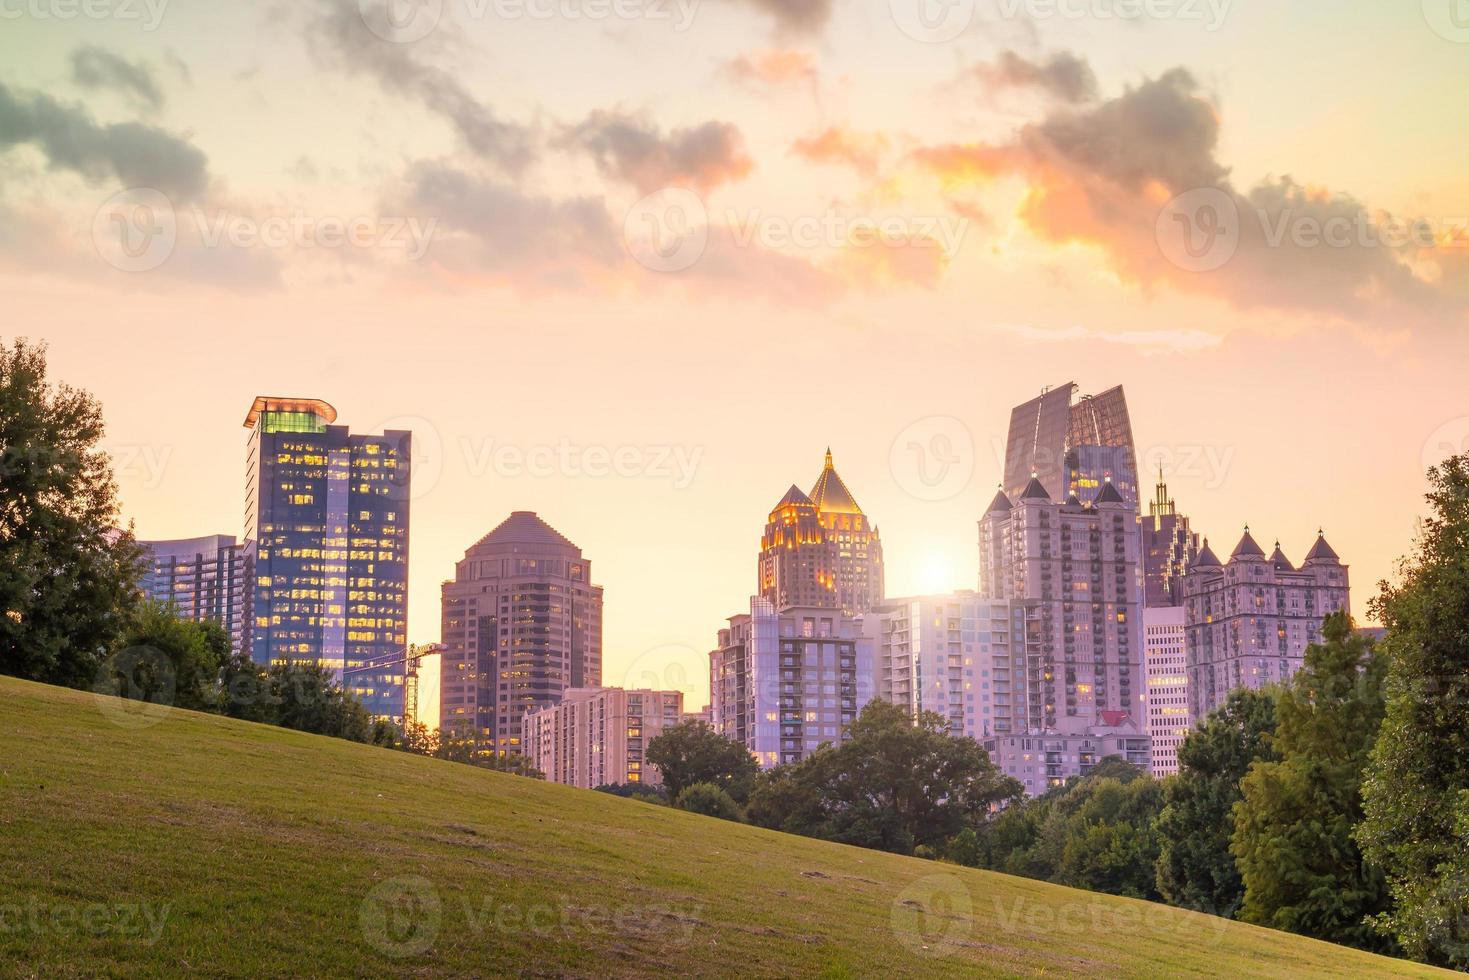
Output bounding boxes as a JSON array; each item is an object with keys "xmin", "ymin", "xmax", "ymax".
[{"xmin": 0, "ymin": 676, "xmax": 1449, "ymax": 978}]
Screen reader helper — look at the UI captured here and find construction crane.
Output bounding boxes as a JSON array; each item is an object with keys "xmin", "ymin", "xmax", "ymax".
[{"xmin": 343, "ymin": 643, "xmax": 444, "ymax": 730}]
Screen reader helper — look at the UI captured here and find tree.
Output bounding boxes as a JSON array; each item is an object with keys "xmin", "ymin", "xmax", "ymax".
[
  {"xmin": 745, "ymin": 766, "xmax": 825, "ymax": 836},
  {"xmin": 266, "ymin": 660, "xmax": 376, "ymax": 742},
  {"xmin": 1230, "ymin": 612, "xmax": 1392, "ymax": 952},
  {"xmin": 645, "ymin": 720, "xmax": 758, "ymax": 803},
  {"xmin": 790, "ymin": 700, "xmax": 1020, "ymax": 855},
  {"xmin": 1359, "ymin": 455, "xmax": 1469, "ymax": 966},
  {"xmin": 0, "ymin": 339, "xmax": 144, "ymax": 688},
  {"xmin": 1155, "ymin": 687, "xmax": 1278, "ymax": 916},
  {"xmin": 108, "ymin": 600, "xmax": 230, "ymax": 713},
  {"xmin": 219, "ymin": 650, "xmax": 273, "ymax": 722},
  {"xmin": 675, "ymin": 782, "xmax": 743, "ymax": 821}
]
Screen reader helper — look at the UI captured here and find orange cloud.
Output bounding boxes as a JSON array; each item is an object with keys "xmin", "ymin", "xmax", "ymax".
[
  {"xmin": 790, "ymin": 126, "xmax": 891, "ymax": 177},
  {"xmin": 723, "ymin": 49, "xmax": 818, "ymax": 91}
]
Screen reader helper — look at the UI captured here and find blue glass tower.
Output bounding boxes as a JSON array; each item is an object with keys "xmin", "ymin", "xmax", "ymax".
[{"xmin": 243, "ymin": 397, "xmax": 411, "ymax": 721}]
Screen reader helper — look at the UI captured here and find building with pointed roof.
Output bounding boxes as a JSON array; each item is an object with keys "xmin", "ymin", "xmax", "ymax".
[
  {"xmin": 978, "ymin": 473, "xmax": 1148, "ymax": 791},
  {"xmin": 1183, "ymin": 527, "xmax": 1349, "ymax": 720},
  {"xmin": 1141, "ymin": 471, "xmax": 1200, "ymax": 608},
  {"xmin": 757, "ymin": 450, "xmax": 883, "ymax": 615},
  {"xmin": 439, "ymin": 511, "xmax": 603, "ymax": 754}
]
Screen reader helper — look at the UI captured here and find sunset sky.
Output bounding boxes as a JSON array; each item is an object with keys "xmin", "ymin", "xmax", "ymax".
[{"xmin": 6, "ymin": 2, "xmax": 1469, "ymax": 708}]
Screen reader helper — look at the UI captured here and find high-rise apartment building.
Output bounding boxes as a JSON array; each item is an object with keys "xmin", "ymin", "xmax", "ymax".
[
  {"xmin": 1183, "ymin": 529, "xmax": 1349, "ymax": 720},
  {"xmin": 978, "ymin": 475, "xmax": 1149, "ymax": 792},
  {"xmin": 1143, "ymin": 604, "xmax": 1189, "ymax": 776},
  {"xmin": 524, "ymin": 687, "xmax": 684, "ymax": 789},
  {"xmin": 243, "ymin": 397, "xmax": 411, "ymax": 721},
  {"xmin": 862, "ymin": 592, "xmax": 1021, "ymax": 741},
  {"xmin": 140, "ymin": 534, "xmax": 253, "ymax": 653},
  {"xmin": 758, "ymin": 450, "xmax": 883, "ymax": 615},
  {"xmin": 1003, "ymin": 384, "xmax": 1140, "ymax": 506},
  {"xmin": 440, "ymin": 511, "xmax": 603, "ymax": 756},
  {"xmin": 1140, "ymin": 473, "xmax": 1199, "ymax": 608},
  {"xmin": 709, "ymin": 597, "xmax": 875, "ymax": 768}
]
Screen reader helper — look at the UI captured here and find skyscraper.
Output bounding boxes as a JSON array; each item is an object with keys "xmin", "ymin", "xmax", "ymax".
[
  {"xmin": 243, "ymin": 396, "xmax": 411, "ymax": 721},
  {"xmin": 139, "ymin": 534, "xmax": 253, "ymax": 654},
  {"xmin": 978, "ymin": 477, "xmax": 1150, "ymax": 791},
  {"xmin": 1183, "ymin": 528, "xmax": 1349, "ymax": 720},
  {"xmin": 1140, "ymin": 471, "xmax": 1200, "ymax": 607},
  {"xmin": 757, "ymin": 450, "xmax": 883, "ymax": 615},
  {"xmin": 1003, "ymin": 384, "xmax": 1140, "ymax": 506},
  {"xmin": 439, "ymin": 511, "xmax": 603, "ymax": 756},
  {"xmin": 1142, "ymin": 605, "xmax": 1189, "ymax": 776}
]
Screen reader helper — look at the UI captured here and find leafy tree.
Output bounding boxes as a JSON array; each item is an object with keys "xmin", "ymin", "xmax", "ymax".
[
  {"xmin": 266, "ymin": 660, "xmax": 376, "ymax": 742},
  {"xmin": 1359, "ymin": 455, "xmax": 1469, "ymax": 966},
  {"xmin": 790, "ymin": 700, "xmax": 1020, "ymax": 855},
  {"xmin": 0, "ymin": 339, "xmax": 144, "ymax": 688},
  {"xmin": 675, "ymin": 782, "xmax": 743, "ymax": 821},
  {"xmin": 645, "ymin": 720, "xmax": 759, "ymax": 803},
  {"xmin": 594, "ymin": 783, "xmax": 668, "ymax": 805},
  {"xmin": 1054, "ymin": 775, "xmax": 1165, "ymax": 899},
  {"xmin": 218, "ymin": 650, "xmax": 274, "ymax": 722},
  {"xmin": 1155, "ymin": 688, "xmax": 1278, "ymax": 916},
  {"xmin": 1230, "ymin": 612, "xmax": 1392, "ymax": 952},
  {"xmin": 947, "ymin": 827, "xmax": 981, "ymax": 867},
  {"xmin": 745, "ymin": 765, "xmax": 825, "ymax": 836},
  {"xmin": 109, "ymin": 599, "xmax": 229, "ymax": 713}
]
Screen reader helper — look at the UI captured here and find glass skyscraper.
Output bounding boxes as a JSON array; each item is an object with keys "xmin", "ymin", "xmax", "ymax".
[
  {"xmin": 1003, "ymin": 383, "xmax": 1140, "ymax": 506},
  {"xmin": 243, "ymin": 396, "xmax": 411, "ymax": 721}
]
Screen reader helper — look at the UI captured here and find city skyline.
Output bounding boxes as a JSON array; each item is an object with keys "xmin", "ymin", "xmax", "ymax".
[{"xmin": 83, "ymin": 369, "xmax": 1436, "ymax": 709}]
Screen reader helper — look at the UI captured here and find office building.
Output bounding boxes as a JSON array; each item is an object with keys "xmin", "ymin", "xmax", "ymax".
[
  {"xmin": 1143, "ymin": 604, "xmax": 1189, "ymax": 776},
  {"xmin": 139, "ymin": 533, "xmax": 252, "ymax": 654},
  {"xmin": 440, "ymin": 511, "xmax": 603, "ymax": 756},
  {"xmin": 758, "ymin": 450, "xmax": 883, "ymax": 615},
  {"xmin": 243, "ymin": 396, "xmax": 411, "ymax": 721},
  {"xmin": 1141, "ymin": 472, "xmax": 1199, "ymax": 608},
  {"xmin": 524, "ymin": 687, "xmax": 684, "ymax": 789}
]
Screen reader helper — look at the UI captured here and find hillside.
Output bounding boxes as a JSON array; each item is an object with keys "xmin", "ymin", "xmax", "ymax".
[{"xmin": 0, "ymin": 676, "xmax": 1448, "ymax": 978}]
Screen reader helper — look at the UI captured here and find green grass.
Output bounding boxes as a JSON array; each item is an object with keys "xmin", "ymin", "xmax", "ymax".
[{"xmin": 0, "ymin": 675, "xmax": 1449, "ymax": 979}]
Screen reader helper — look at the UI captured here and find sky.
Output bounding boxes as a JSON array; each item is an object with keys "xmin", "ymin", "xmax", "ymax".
[{"xmin": 5, "ymin": 1, "xmax": 1469, "ymax": 709}]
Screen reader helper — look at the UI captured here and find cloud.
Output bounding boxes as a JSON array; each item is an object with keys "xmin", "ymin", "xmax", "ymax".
[
  {"xmin": 558, "ymin": 111, "xmax": 753, "ymax": 194},
  {"xmin": 70, "ymin": 46, "xmax": 165, "ymax": 111},
  {"xmin": 722, "ymin": 49, "xmax": 819, "ymax": 92},
  {"xmin": 308, "ymin": 0, "xmax": 534, "ymax": 172},
  {"xmin": 910, "ymin": 66, "xmax": 1467, "ymax": 326},
  {"xmin": 790, "ymin": 126, "xmax": 890, "ymax": 177},
  {"xmin": 0, "ymin": 82, "xmax": 209, "ymax": 199},
  {"xmin": 732, "ymin": 0, "xmax": 833, "ymax": 34},
  {"xmin": 966, "ymin": 50, "xmax": 1097, "ymax": 104}
]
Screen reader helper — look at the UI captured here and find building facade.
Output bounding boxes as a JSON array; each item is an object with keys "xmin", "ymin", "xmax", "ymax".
[
  {"xmin": 243, "ymin": 397, "xmax": 410, "ymax": 721},
  {"xmin": 1143, "ymin": 604, "xmax": 1190, "ymax": 776},
  {"xmin": 1140, "ymin": 473, "xmax": 1199, "ymax": 608},
  {"xmin": 1183, "ymin": 529, "xmax": 1350, "ymax": 720},
  {"xmin": 1003, "ymin": 383, "xmax": 1140, "ymax": 507},
  {"xmin": 140, "ymin": 533, "xmax": 253, "ymax": 654},
  {"xmin": 524, "ymin": 687, "xmax": 683, "ymax": 789},
  {"xmin": 709, "ymin": 598, "xmax": 875, "ymax": 768},
  {"xmin": 758, "ymin": 450, "xmax": 883, "ymax": 615},
  {"xmin": 978, "ymin": 475, "xmax": 1148, "ymax": 792},
  {"xmin": 440, "ymin": 511, "xmax": 603, "ymax": 757},
  {"xmin": 862, "ymin": 592, "xmax": 1022, "ymax": 742}
]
